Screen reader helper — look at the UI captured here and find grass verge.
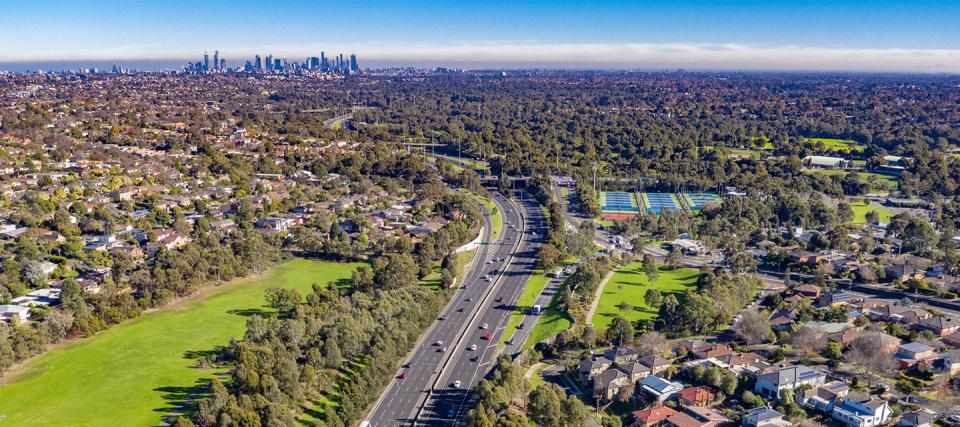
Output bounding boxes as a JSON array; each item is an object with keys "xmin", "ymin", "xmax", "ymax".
[{"xmin": 590, "ymin": 262, "xmax": 700, "ymax": 330}]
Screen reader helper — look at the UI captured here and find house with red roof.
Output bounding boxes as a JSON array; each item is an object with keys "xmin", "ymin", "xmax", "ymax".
[{"xmin": 631, "ymin": 406, "xmax": 678, "ymax": 427}]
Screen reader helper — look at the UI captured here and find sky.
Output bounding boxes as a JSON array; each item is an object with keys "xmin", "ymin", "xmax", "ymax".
[{"xmin": 2, "ymin": 0, "xmax": 960, "ymax": 72}]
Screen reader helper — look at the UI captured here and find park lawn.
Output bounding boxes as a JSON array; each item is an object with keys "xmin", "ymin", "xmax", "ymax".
[
  {"xmin": 591, "ymin": 263, "xmax": 700, "ymax": 330},
  {"xmin": 804, "ymin": 137, "xmax": 864, "ymax": 152},
  {"xmin": 0, "ymin": 259, "xmax": 361, "ymax": 427},
  {"xmin": 849, "ymin": 201, "xmax": 893, "ymax": 224},
  {"xmin": 527, "ymin": 305, "xmax": 572, "ymax": 350},
  {"xmin": 804, "ymin": 169, "xmax": 899, "ymax": 190}
]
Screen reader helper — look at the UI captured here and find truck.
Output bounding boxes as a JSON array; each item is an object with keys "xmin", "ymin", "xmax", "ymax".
[{"xmin": 531, "ymin": 304, "xmax": 542, "ymax": 315}]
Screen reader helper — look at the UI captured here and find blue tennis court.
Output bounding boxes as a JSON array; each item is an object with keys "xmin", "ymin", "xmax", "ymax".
[
  {"xmin": 599, "ymin": 191, "xmax": 639, "ymax": 213},
  {"xmin": 683, "ymin": 192, "xmax": 722, "ymax": 211},
  {"xmin": 641, "ymin": 193, "xmax": 680, "ymax": 214}
]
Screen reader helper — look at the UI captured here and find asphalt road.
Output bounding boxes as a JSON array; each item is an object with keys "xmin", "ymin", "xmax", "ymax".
[
  {"xmin": 420, "ymin": 193, "xmax": 546, "ymax": 425},
  {"xmin": 365, "ymin": 191, "xmax": 542, "ymax": 426}
]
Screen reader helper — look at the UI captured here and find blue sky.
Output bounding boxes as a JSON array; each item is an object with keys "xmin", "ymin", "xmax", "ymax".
[{"xmin": 3, "ymin": 0, "xmax": 960, "ymax": 71}]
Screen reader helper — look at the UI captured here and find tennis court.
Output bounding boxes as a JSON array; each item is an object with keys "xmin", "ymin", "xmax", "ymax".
[
  {"xmin": 599, "ymin": 191, "xmax": 639, "ymax": 213},
  {"xmin": 640, "ymin": 192, "xmax": 681, "ymax": 214},
  {"xmin": 683, "ymin": 192, "xmax": 723, "ymax": 212}
]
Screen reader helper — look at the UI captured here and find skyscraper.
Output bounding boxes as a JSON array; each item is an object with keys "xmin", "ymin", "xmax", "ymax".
[
  {"xmin": 320, "ymin": 52, "xmax": 326, "ymax": 70},
  {"xmin": 213, "ymin": 50, "xmax": 219, "ymax": 71},
  {"xmin": 203, "ymin": 51, "xmax": 210, "ymax": 71},
  {"xmin": 309, "ymin": 57, "xmax": 320, "ymax": 70},
  {"xmin": 350, "ymin": 54, "xmax": 358, "ymax": 72},
  {"xmin": 266, "ymin": 54, "xmax": 273, "ymax": 71},
  {"xmin": 220, "ymin": 59, "xmax": 226, "ymax": 71},
  {"xmin": 255, "ymin": 55, "xmax": 262, "ymax": 71}
]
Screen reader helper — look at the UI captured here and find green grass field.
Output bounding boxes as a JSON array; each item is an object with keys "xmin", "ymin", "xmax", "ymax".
[
  {"xmin": 804, "ymin": 137, "xmax": 864, "ymax": 153},
  {"xmin": 805, "ymin": 169, "xmax": 899, "ymax": 191},
  {"xmin": 591, "ymin": 263, "xmax": 700, "ymax": 330},
  {"xmin": 849, "ymin": 201, "xmax": 893, "ymax": 224},
  {"xmin": 0, "ymin": 259, "xmax": 361, "ymax": 427}
]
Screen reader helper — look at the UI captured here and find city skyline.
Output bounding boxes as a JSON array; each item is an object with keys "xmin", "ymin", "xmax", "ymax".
[{"xmin": 2, "ymin": 1, "xmax": 960, "ymax": 72}]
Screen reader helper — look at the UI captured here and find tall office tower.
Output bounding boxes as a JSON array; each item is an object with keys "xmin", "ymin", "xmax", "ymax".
[
  {"xmin": 203, "ymin": 51, "xmax": 210, "ymax": 71},
  {"xmin": 350, "ymin": 54, "xmax": 358, "ymax": 72},
  {"xmin": 266, "ymin": 54, "xmax": 274, "ymax": 71},
  {"xmin": 220, "ymin": 59, "xmax": 226, "ymax": 71},
  {"xmin": 213, "ymin": 50, "xmax": 219, "ymax": 70},
  {"xmin": 255, "ymin": 55, "xmax": 262, "ymax": 71},
  {"xmin": 309, "ymin": 56, "xmax": 320, "ymax": 70},
  {"xmin": 339, "ymin": 54, "xmax": 344, "ymax": 69},
  {"xmin": 320, "ymin": 52, "xmax": 326, "ymax": 70},
  {"xmin": 274, "ymin": 58, "xmax": 282, "ymax": 71}
]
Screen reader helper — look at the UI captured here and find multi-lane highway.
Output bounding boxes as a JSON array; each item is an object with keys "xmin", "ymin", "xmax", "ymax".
[{"xmin": 366, "ymin": 190, "xmax": 546, "ymax": 426}]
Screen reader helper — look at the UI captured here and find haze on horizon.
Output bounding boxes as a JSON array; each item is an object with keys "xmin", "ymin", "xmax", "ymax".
[{"xmin": 3, "ymin": 0, "xmax": 960, "ymax": 73}]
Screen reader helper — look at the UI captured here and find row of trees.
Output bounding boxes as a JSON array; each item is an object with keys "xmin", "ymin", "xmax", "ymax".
[{"xmin": 467, "ymin": 355, "xmax": 589, "ymax": 427}]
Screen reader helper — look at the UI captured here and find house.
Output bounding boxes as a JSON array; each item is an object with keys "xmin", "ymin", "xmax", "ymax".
[
  {"xmin": 741, "ymin": 407, "xmax": 790, "ymax": 427},
  {"xmin": 899, "ymin": 411, "xmax": 934, "ymax": 427},
  {"xmin": 579, "ymin": 356, "xmax": 614, "ymax": 383},
  {"xmin": 797, "ymin": 381, "xmax": 849, "ymax": 413},
  {"xmin": 620, "ymin": 361, "xmax": 653, "ymax": 383},
  {"xmin": 0, "ymin": 305, "xmax": 31, "ymax": 324},
  {"xmin": 631, "ymin": 406, "xmax": 678, "ymax": 427},
  {"xmin": 831, "ymin": 392, "xmax": 891, "ymax": 427},
  {"xmin": 919, "ymin": 349, "xmax": 960, "ymax": 376},
  {"xmin": 787, "ymin": 250, "xmax": 820, "ymax": 266},
  {"xmin": 803, "ymin": 156, "xmax": 849, "ymax": 169},
  {"xmin": 594, "ymin": 368, "xmax": 632, "ymax": 401},
  {"xmin": 638, "ymin": 354, "xmax": 673, "ymax": 376},
  {"xmin": 604, "ymin": 347, "xmax": 640, "ymax": 364},
  {"xmin": 678, "ymin": 386, "xmax": 716, "ymax": 407},
  {"xmin": 918, "ymin": 315, "xmax": 960, "ymax": 337},
  {"xmin": 883, "ymin": 264, "xmax": 924, "ymax": 283},
  {"xmin": 255, "ymin": 217, "xmax": 295, "ymax": 232},
  {"xmin": 754, "ymin": 364, "xmax": 826, "ymax": 399},
  {"xmin": 638, "ymin": 375, "xmax": 685, "ymax": 402},
  {"xmin": 692, "ymin": 343, "xmax": 734, "ymax": 360},
  {"xmin": 665, "ymin": 406, "xmax": 732, "ymax": 427},
  {"xmin": 894, "ymin": 342, "xmax": 936, "ymax": 368},
  {"xmin": 793, "ymin": 284, "xmax": 822, "ymax": 299},
  {"xmin": 768, "ymin": 309, "xmax": 798, "ymax": 332}
]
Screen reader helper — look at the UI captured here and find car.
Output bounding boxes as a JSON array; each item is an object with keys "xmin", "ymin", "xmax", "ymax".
[
  {"xmin": 439, "ymin": 315, "xmax": 447, "ymax": 320},
  {"xmin": 469, "ymin": 344, "xmax": 477, "ymax": 351},
  {"xmin": 948, "ymin": 415, "xmax": 960, "ymax": 423},
  {"xmin": 481, "ymin": 323, "xmax": 488, "ymax": 329},
  {"xmin": 440, "ymin": 346, "xmax": 447, "ymax": 353},
  {"xmin": 482, "ymin": 332, "xmax": 493, "ymax": 340},
  {"xmin": 457, "ymin": 307, "xmax": 464, "ymax": 312},
  {"xmin": 495, "ymin": 297, "xmax": 503, "ymax": 302},
  {"xmin": 517, "ymin": 322, "xmax": 524, "ymax": 329},
  {"xmin": 435, "ymin": 340, "xmax": 443, "ymax": 346},
  {"xmin": 452, "ymin": 380, "xmax": 461, "ymax": 388},
  {"xmin": 486, "ymin": 259, "xmax": 492, "ymax": 264},
  {"xmin": 399, "ymin": 372, "xmax": 408, "ymax": 379},
  {"xmin": 465, "ymin": 297, "xmax": 472, "ymax": 302},
  {"xmin": 471, "ymin": 356, "xmax": 479, "ymax": 362}
]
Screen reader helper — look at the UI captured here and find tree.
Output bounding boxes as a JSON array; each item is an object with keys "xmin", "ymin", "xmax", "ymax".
[
  {"xmin": 607, "ymin": 316, "xmax": 635, "ymax": 346},
  {"xmin": 644, "ymin": 257, "xmax": 659, "ymax": 285},
  {"xmin": 265, "ymin": 288, "xmax": 301, "ymax": 317},
  {"xmin": 350, "ymin": 265, "xmax": 374, "ymax": 291},
  {"xmin": 373, "ymin": 253, "xmax": 419, "ymax": 289},
  {"xmin": 789, "ymin": 326, "xmax": 826, "ymax": 357},
  {"xmin": 635, "ymin": 331, "xmax": 669, "ymax": 357},
  {"xmin": 537, "ymin": 243, "xmax": 563, "ymax": 271},
  {"xmin": 732, "ymin": 308, "xmax": 773, "ymax": 344},
  {"xmin": 665, "ymin": 248, "xmax": 682, "ymax": 269},
  {"xmin": 643, "ymin": 288, "xmax": 662, "ymax": 308},
  {"xmin": 847, "ymin": 334, "xmax": 897, "ymax": 386}
]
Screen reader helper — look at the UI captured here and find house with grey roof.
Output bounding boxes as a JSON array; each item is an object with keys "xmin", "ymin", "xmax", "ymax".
[
  {"xmin": 831, "ymin": 391, "xmax": 891, "ymax": 427},
  {"xmin": 754, "ymin": 364, "xmax": 826, "ymax": 399}
]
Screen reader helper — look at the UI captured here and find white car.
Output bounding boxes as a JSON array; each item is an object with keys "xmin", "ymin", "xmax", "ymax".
[
  {"xmin": 481, "ymin": 323, "xmax": 488, "ymax": 329},
  {"xmin": 469, "ymin": 344, "xmax": 477, "ymax": 351},
  {"xmin": 453, "ymin": 380, "xmax": 461, "ymax": 388},
  {"xmin": 440, "ymin": 346, "xmax": 447, "ymax": 353}
]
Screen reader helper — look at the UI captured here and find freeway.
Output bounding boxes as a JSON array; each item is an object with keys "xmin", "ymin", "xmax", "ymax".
[
  {"xmin": 421, "ymin": 193, "xmax": 546, "ymax": 425},
  {"xmin": 366, "ymin": 190, "xmax": 543, "ymax": 426}
]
